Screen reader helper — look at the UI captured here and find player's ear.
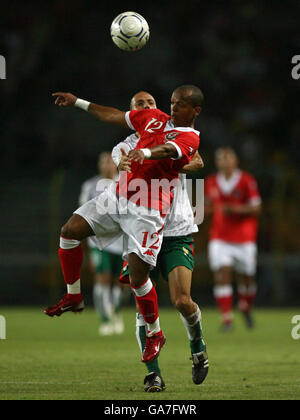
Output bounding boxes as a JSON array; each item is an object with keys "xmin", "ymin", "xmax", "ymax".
[{"xmin": 194, "ymin": 106, "xmax": 202, "ymax": 117}]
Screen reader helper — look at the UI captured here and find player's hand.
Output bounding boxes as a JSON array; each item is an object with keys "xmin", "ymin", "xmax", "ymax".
[
  {"xmin": 52, "ymin": 92, "xmax": 77, "ymax": 107},
  {"xmin": 222, "ymin": 204, "xmax": 242, "ymax": 215},
  {"xmin": 118, "ymin": 148, "xmax": 132, "ymax": 173},
  {"xmin": 128, "ymin": 149, "xmax": 145, "ymax": 164}
]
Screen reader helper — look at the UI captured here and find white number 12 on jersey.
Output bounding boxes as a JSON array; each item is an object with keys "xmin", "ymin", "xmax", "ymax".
[{"xmin": 145, "ymin": 118, "xmax": 163, "ymax": 133}]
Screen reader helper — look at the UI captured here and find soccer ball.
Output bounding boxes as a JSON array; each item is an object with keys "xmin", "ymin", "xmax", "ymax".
[{"xmin": 111, "ymin": 11, "xmax": 150, "ymax": 52}]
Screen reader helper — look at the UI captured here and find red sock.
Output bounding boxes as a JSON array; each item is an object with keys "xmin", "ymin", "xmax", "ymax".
[
  {"xmin": 238, "ymin": 285, "xmax": 257, "ymax": 313},
  {"xmin": 132, "ymin": 279, "xmax": 159, "ymax": 325},
  {"xmin": 58, "ymin": 245, "xmax": 83, "ymax": 287},
  {"xmin": 214, "ymin": 285, "xmax": 233, "ymax": 324}
]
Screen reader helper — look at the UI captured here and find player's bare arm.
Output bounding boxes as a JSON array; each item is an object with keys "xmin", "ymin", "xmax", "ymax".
[
  {"xmin": 181, "ymin": 151, "xmax": 204, "ymax": 174},
  {"xmin": 52, "ymin": 92, "xmax": 128, "ymax": 128},
  {"xmin": 128, "ymin": 143, "xmax": 178, "ymax": 164},
  {"xmin": 204, "ymin": 198, "xmax": 214, "ymax": 216},
  {"xmin": 222, "ymin": 203, "xmax": 261, "ymax": 216}
]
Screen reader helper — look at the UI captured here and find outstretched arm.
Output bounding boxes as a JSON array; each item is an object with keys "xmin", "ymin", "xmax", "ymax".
[{"xmin": 52, "ymin": 92, "xmax": 128, "ymax": 128}]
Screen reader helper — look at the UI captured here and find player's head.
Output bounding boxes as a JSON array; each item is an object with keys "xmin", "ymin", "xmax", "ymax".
[
  {"xmin": 98, "ymin": 152, "xmax": 117, "ymax": 179},
  {"xmin": 130, "ymin": 91, "xmax": 157, "ymax": 110},
  {"xmin": 215, "ymin": 147, "xmax": 239, "ymax": 173},
  {"xmin": 171, "ymin": 85, "xmax": 204, "ymax": 127}
]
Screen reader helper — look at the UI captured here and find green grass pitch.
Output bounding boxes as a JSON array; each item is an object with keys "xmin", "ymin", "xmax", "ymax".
[{"xmin": 0, "ymin": 307, "xmax": 299, "ymax": 400}]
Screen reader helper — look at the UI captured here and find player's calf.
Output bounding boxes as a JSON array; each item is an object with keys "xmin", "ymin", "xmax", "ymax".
[{"xmin": 44, "ymin": 215, "xmax": 93, "ymax": 318}]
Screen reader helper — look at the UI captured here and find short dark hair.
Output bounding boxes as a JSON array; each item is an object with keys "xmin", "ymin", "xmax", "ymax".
[{"xmin": 174, "ymin": 85, "xmax": 204, "ymax": 108}]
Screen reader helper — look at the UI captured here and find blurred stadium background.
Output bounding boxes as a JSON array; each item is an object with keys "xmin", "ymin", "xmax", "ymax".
[{"xmin": 0, "ymin": 0, "xmax": 299, "ymax": 308}]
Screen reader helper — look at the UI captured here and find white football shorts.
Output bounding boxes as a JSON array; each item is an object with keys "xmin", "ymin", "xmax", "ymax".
[
  {"xmin": 208, "ymin": 239, "xmax": 257, "ymax": 276},
  {"xmin": 74, "ymin": 186, "xmax": 165, "ymax": 267}
]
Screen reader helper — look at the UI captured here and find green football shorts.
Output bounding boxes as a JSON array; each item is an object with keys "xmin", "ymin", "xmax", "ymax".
[
  {"xmin": 89, "ymin": 247, "xmax": 123, "ymax": 276},
  {"xmin": 119, "ymin": 235, "xmax": 195, "ymax": 283},
  {"xmin": 152, "ymin": 235, "xmax": 195, "ymax": 281}
]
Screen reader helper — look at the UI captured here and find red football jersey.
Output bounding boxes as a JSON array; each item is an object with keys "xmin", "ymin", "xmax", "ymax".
[
  {"xmin": 117, "ymin": 109, "xmax": 200, "ymax": 213},
  {"xmin": 205, "ymin": 170, "xmax": 261, "ymax": 243}
]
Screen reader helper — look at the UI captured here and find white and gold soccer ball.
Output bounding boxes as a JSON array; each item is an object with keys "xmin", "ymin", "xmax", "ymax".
[{"xmin": 111, "ymin": 11, "xmax": 150, "ymax": 52}]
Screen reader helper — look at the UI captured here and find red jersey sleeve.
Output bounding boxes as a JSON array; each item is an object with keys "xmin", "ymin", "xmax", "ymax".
[
  {"xmin": 244, "ymin": 173, "xmax": 261, "ymax": 206},
  {"xmin": 204, "ymin": 175, "xmax": 215, "ymax": 203},
  {"xmin": 125, "ymin": 109, "xmax": 168, "ymax": 135},
  {"xmin": 166, "ymin": 132, "xmax": 200, "ymax": 165}
]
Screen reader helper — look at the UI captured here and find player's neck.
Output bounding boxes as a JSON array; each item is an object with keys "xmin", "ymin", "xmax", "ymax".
[
  {"xmin": 172, "ymin": 117, "xmax": 195, "ymax": 128},
  {"xmin": 102, "ymin": 171, "xmax": 118, "ymax": 180},
  {"xmin": 189, "ymin": 118, "xmax": 195, "ymax": 129},
  {"xmin": 222, "ymin": 168, "xmax": 237, "ymax": 180}
]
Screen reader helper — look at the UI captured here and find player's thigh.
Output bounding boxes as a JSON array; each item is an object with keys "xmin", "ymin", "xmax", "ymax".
[
  {"xmin": 110, "ymin": 253, "xmax": 124, "ymax": 278},
  {"xmin": 235, "ymin": 243, "xmax": 257, "ymax": 277},
  {"xmin": 90, "ymin": 247, "xmax": 106, "ymax": 271},
  {"xmin": 208, "ymin": 240, "xmax": 234, "ymax": 283},
  {"xmin": 159, "ymin": 235, "xmax": 195, "ymax": 280},
  {"xmin": 128, "ymin": 252, "xmax": 150, "ymax": 287},
  {"xmin": 61, "ymin": 214, "xmax": 94, "ymax": 240},
  {"xmin": 214, "ymin": 266, "xmax": 233, "ymax": 285},
  {"xmin": 94, "ymin": 272, "xmax": 111, "ymax": 286},
  {"xmin": 90, "ymin": 249, "xmax": 113, "ymax": 285},
  {"xmin": 120, "ymin": 201, "xmax": 165, "ymax": 268},
  {"xmin": 74, "ymin": 194, "xmax": 122, "ymax": 249}
]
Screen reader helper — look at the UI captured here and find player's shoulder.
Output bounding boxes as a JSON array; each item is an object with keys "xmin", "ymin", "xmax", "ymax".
[
  {"xmin": 126, "ymin": 108, "xmax": 170, "ymax": 130},
  {"xmin": 240, "ymin": 170, "xmax": 257, "ymax": 184},
  {"xmin": 166, "ymin": 127, "xmax": 200, "ymax": 152},
  {"xmin": 205, "ymin": 172, "xmax": 217, "ymax": 183},
  {"xmin": 172, "ymin": 126, "xmax": 200, "ymax": 137},
  {"xmin": 170, "ymin": 127, "xmax": 200, "ymax": 149},
  {"xmin": 130, "ymin": 108, "xmax": 169, "ymax": 119},
  {"xmin": 240, "ymin": 171, "xmax": 260, "ymax": 195},
  {"xmin": 123, "ymin": 132, "xmax": 139, "ymax": 142},
  {"xmin": 81, "ymin": 175, "xmax": 101, "ymax": 189}
]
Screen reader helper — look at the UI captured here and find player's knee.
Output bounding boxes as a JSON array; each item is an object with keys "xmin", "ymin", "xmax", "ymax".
[
  {"xmin": 60, "ymin": 221, "xmax": 81, "ymax": 240},
  {"xmin": 61, "ymin": 222, "xmax": 76, "ymax": 239},
  {"xmin": 173, "ymin": 294, "xmax": 192, "ymax": 313},
  {"xmin": 61, "ymin": 215, "xmax": 93, "ymax": 241}
]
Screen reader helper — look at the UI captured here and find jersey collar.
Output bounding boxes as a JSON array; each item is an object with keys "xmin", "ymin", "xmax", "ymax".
[
  {"xmin": 216, "ymin": 169, "xmax": 242, "ymax": 195},
  {"xmin": 164, "ymin": 120, "xmax": 200, "ymax": 136}
]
